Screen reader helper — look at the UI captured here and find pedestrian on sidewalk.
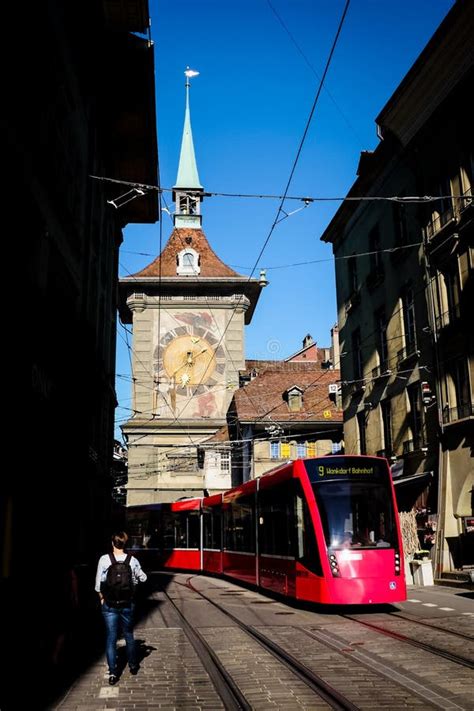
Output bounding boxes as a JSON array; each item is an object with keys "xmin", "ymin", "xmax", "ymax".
[{"xmin": 95, "ymin": 531, "xmax": 147, "ymax": 685}]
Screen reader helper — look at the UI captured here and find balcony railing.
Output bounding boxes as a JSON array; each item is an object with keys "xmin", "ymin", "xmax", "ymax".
[
  {"xmin": 397, "ymin": 341, "xmax": 419, "ymax": 367},
  {"xmin": 435, "ymin": 304, "xmax": 461, "ymax": 331},
  {"xmin": 442, "ymin": 401, "xmax": 474, "ymax": 424},
  {"xmin": 425, "ymin": 205, "xmax": 454, "ymax": 241}
]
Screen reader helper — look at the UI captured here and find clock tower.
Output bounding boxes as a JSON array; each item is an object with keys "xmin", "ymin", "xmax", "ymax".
[{"xmin": 119, "ymin": 70, "xmax": 264, "ymax": 504}]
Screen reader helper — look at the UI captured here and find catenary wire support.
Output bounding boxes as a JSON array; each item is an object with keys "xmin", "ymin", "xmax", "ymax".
[
  {"xmin": 107, "ymin": 187, "xmax": 146, "ymax": 209},
  {"xmin": 275, "ymin": 198, "xmax": 313, "ymax": 224}
]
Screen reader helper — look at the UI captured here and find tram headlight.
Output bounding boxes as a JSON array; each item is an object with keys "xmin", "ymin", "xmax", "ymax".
[
  {"xmin": 394, "ymin": 551, "xmax": 401, "ymax": 576},
  {"xmin": 329, "ymin": 553, "xmax": 340, "ymax": 577}
]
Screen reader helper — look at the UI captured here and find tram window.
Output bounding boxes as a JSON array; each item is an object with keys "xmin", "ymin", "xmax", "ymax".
[
  {"xmin": 127, "ymin": 510, "xmax": 161, "ymax": 549},
  {"xmin": 162, "ymin": 510, "xmax": 200, "ymax": 549},
  {"xmin": 258, "ymin": 482, "xmax": 296, "ymax": 557},
  {"xmin": 203, "ymin": 507, "xmax": 221, "ymax": 549},
  {"xmin": 258, "ymin": 481, "xmax": 322, "ymax": 575},
  {"xmin": 295, "ymin": 481, "xmax": 322, "ymax": 576},
  {"xmin": 224, "ymin": 495, "xmax": 255, "ymax": 553}
]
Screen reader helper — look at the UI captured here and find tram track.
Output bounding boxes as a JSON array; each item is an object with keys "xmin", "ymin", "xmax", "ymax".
[
  {"xmin": 342, "ymin": 614, "xmax": 474, "ymax": 669},
  {"xmin": 181, "ymin": 577, "xmax": 359, "ymax": 711},
  {"xmin": 388, "ymin": 610, "xmax": 474, "ymax": 641},
  {"xmin": 158, "ymin": 581, "xmax": 251, "ymax": 710},
  {"xmin": 181, "ymin": 575, "xmax": 473, "ymax": 711}
]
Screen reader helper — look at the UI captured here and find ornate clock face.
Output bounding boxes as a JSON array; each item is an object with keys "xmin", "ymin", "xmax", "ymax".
[
  {"xmin": 163, "ymin": 335, "xmax": 217, "ymax": 386},
  {"xmin": 155, "ymin": 313, "xmax": 226, "ymax": 401}
]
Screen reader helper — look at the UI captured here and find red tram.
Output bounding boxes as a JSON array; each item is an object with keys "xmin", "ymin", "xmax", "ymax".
[{"xmin": 127, "ymin": 455, "xmax": 406, "ymax": 605}]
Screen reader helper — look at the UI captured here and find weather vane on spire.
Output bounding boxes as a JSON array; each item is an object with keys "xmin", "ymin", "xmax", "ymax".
[
  {"xmin": 173, "ymin": 66, "xmax": 203, "ymax": 228},
  {"xmin": 184, "ymin": 66, "xmax": 200, "ymax": 87}
]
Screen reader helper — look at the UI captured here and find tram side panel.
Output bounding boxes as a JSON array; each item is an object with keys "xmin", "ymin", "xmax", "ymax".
[
  {"xmin": 257, "ymin": 468, "xmax": 297, "ymax": 598},
  {"xmin": 161, "ymin": 501, "xmax": 202, "ymax": 571},
  {"xmin": 222, "ymin": 481, "xmax": 257, "ymax": 586},
  {"xmin": 127, "ymin": 500, "xmax": 202, "ymax": 571},
  {"xmin": 203, "ymin": 494, "xmax": 223, "ymax": 574},
  {"xmin": 256, "ymin": 465, "xmax": 330, "ymax": 602}
]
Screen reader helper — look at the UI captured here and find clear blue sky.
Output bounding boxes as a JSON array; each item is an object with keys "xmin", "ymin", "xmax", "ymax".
[{"xmin": 115, "ymin": 0, "xmax": 454, "ymax": 438}]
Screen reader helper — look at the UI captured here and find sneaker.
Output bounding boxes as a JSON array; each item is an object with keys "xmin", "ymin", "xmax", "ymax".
[
  {"xmin": 109, "ymin": 675, "xmax": 118, "ymax": 685},
  {"xmin": 129, "ymin": 665, "xmax": 139, "ymax": 675}
]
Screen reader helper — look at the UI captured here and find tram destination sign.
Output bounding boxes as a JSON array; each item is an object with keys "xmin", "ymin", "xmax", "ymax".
[{"xmin": 305, "ymin": 457, "xmax": 386, "ymax": 482}]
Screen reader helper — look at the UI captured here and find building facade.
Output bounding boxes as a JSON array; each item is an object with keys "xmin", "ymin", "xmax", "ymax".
[
  {"xmin": 119, "ymin": 73, "xmax": 263, "ymax": 503},
  {"xmin": 321, "ymin": 0, "xmax": 473, "ymax": 573},
  {"xmin": 2, "ymin": 0, "xmax": 158, "ymax": 701}
]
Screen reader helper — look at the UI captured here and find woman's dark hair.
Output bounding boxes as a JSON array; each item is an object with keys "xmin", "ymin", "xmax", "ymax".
[{"xmin": 111, "ymin": 531, "xmax": 128, "ymax": 549}]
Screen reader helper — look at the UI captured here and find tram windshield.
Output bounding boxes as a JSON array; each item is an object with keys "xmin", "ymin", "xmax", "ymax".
[
  {"xmin": 312, "ymin": 480, "xmax": 397, "ymax": 550},
  {"xmin": 306, "ymin": 457, "xmax": 397, "ymax": 550}
]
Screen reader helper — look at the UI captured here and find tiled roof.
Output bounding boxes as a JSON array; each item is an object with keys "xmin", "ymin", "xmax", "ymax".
[
  {"xmin": 131, "ymin": 228, "xmax": 242, "ymax": 278},
  {"xmin": 233, "ymin": 368, "xmax": 343, "ymax": 422}
]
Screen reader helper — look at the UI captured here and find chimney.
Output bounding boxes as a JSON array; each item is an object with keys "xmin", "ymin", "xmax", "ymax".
[{"xmin": 303, "ymin": 334, "xmax": 314, "ymax": 349}]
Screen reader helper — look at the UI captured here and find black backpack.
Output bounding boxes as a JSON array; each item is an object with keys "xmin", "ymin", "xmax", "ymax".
[{"xmin": 101, "ymin": 553, "xmax": 134, "ymax": 607}]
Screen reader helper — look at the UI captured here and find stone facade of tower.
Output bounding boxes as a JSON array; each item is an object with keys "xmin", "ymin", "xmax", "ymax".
[{"xmin": 119, "ymin": 77, "xmax": 263, "ymax": 503}]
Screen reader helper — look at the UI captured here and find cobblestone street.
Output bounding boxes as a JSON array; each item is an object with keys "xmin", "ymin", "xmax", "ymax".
[{"xmin": 53, "ymin": 573, "xmax": 473, "ymax": 710}]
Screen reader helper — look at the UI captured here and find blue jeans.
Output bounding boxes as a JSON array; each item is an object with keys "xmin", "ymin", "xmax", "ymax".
[{"xmin": 101, "ymin": 602, "xmax": 136, "ymax": 673}]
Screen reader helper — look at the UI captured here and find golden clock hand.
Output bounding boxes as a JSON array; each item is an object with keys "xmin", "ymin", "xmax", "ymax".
[{"xmin": 194, "ymin": 347, "xmax": 213, "ymax": 358}]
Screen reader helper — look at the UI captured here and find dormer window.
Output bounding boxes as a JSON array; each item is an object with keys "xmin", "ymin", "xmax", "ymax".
[
  {"xmin": 177, "ymin": 247, "xmax": 200, "ymax": 275},
  {"xmin": 285, "ymin": 386, "xmax": 303, "ymax": 412}
]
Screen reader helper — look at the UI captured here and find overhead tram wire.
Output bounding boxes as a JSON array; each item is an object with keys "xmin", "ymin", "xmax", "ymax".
[
  {"xmin": 243, "ymin": 239, "xmax": 448, "ymax": 426},
  {"xmin": 141, "ymin": 240, "xmax": 439, "ymax": 433},
  {"xmin": 118, "ymin": 265, "xmax": 437, "ymax": 435},
  {"xmin": 91, "ymin": 175, "xmax": 464, "ymax": 207},
  {"xmin": 120, "ymin": 271, "xmax": 441, "ymax": 464},
  {"xmin": 118, "ymin": 251, "xmax": 437, "ymax": 437},
  {"xmin": 120, "ymin": 336, "xmax": 459, "ymax": 464},
  {"xmin": 122, "ymin": 240, "xmax": 424, "ymax": 271},
  {"xmin": 206, "ymin": 260, "xmax": 440, "ymax": 432},
  {"xmin": 266, "ymin": 0, "xmax": 363, "ymax": 145}
]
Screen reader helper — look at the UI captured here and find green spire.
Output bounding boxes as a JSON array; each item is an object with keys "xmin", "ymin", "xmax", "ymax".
[{"xmin": 174, "ymin": 68, "xmax": 202, "ymax": 190}]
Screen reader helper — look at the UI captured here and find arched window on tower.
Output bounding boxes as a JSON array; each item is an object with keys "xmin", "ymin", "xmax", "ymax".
[{"xmin": 177, "ymin": 247, "xmax": 201, "ymax": 275}]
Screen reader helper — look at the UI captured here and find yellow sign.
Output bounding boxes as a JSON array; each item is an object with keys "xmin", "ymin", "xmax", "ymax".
[{"xmin": 323, "ymin": 410, "xmax": 332, "ymax": 419}]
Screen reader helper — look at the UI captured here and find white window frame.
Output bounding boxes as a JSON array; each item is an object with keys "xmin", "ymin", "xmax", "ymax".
[{"xmin": 177, "ymin": 247, "xmax": 201, "ymax": 275}]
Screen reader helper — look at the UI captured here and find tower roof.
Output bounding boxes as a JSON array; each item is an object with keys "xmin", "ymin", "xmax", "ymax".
[
  {"xmin": 130, "ymin": 228, "xmax": 241, "ymax": 278},
  {"xmin": 174, "ymin": 70, "xmax": 202, "ymax": 190},
  {"xmin": 119, "ymin": 227, "xmax": 264, "ymax": 325}
]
